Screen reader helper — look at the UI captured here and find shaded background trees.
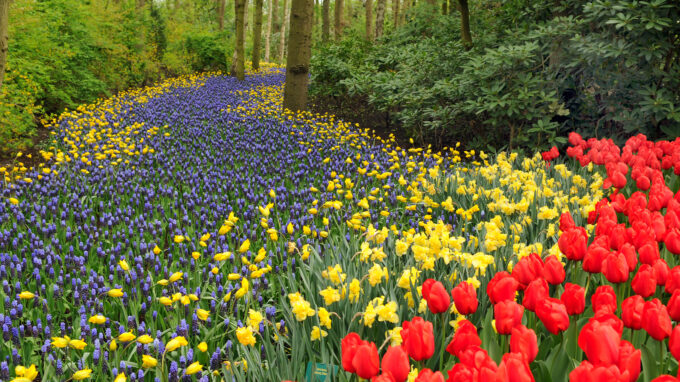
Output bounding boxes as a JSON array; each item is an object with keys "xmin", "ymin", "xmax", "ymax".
[
  {"xmin": 1, "ymin": 0, "xmax": 678, "ymax": 156},
  {"xmin": 310, "ymin": 0, "xmax": 680, "ymax": 152}
]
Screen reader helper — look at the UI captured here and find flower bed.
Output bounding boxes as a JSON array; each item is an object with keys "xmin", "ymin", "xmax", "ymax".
[{"xmin": 2, "ymin": 67, "xmax": 679, "ymax": 381}]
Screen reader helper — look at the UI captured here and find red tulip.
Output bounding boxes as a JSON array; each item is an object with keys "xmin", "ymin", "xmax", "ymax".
[
  {"xmin": 592, "ymin": 285, "xmax": 617, "ymax": 315},
  {"xmin": 668, "ymin": 290, "xmax": 680, "ymax": 321},
  {"xmin": 535, "ymin": 297, "xmax": 570, "ymax": 335},
  {"xmin": 495, "ymin": 352, "xmax": 535, "ymax": 382},
  {"xmin": 568, "ymin": 361, "xmax": 595, "ymax": 382},
  {"xmin": 642, "ymin": 299, "xmax": 672, "ymax": 341},
  {"xmin": 610, "ymin": 171, "xmax": 627, "ymax": 189},
  {"xmin": 414, "ymin": 369, "xmax": 445, "ymax": 382},
  {"xmin": 653, "ymin": 259, "xmax": 670, "ymax": 286},
  {"xmin": 512, "ymin": 253, "xmax": 544, "ymax": 289},
  {"xmin": 451, "ymin": 281, "xmax": 478, "ymax": 315},
  {"xmin": 446, "ymin": 319, "xmax": 481, "ymax": 357},
  {"xmin": 650, "ymin": 376, "xmax": 680, "ymax": 382},
  {"xmin": 487, "ymin": 271, "xmax": 519, "ymax": 305},
  {"xmin": 639, "ymin": 241, "xmax": 660, "ymax": 265},
  {"xmin": 609, "ymin": 225, "xmax": 628, "ymax": 251},
  {"xmin": 619, "ymin": 243, "xmax": 638, "ymax": 270},
  {"xmin": 522, "ymin": 278, "xmax": 548, "ymax": 312},
  {"xmin": 341, "ymin": 332, "xmax": 362, "ymax": 373},
  {"xmin": 669, "ymin": 325, "xmax": 680, "ymax": 362},
  {"xmin": 510, "ymin": 325, "xmax": 538, "ymax": 363},
  {"xmin": 494, "ymin": 300, "xmax": 524, "ymax": 335},
  {"xmin": 666, "ymin": 266, "xmax": 680, "ymax": 294},
  {"xmin": 559, "ymin": 212, "xmax": 576, "ymax": 231},
  {"xmin": 621, "ymin": 295, "xmax": 645, "ymax": 330},
  {"xmin": 352, "ymin": 341, "xmax": 380, "ymax": 379},
  {"xmin": 381, "ymin": 346, "xmax": 410, "ymax": 382},
  {"xmin": 602, "ymin": 252, "xmax": 629, "ymax": 284},
  {"xmin": 446, "ymin": 363, "xmax": 478, "ymax": 382},
  {"xmin": 631, "ymin": 264, "xmax": 657, "ymax": 297},
  {"xmin": 542, "ymin": 255, "xmax": 565, "ymax": 285},
  {"xmin": 583, "ymin": 243, "xmax": 609, "ymax": 273},
  {"xmin": 578, "ymin": 320, "xmax": 621, "ymax": 366},
  {"xmin": 458, "ymin": 346, "xmax": 498, "ymax": 373},
  {"xmin": 371, "ymin": 373, "xmax": 396, "ymax": 382},
  {"xmin": 561, "ymin": 282, "xmax": 586, "ymax": 315},
  {"xmin": 401, "ymin": 317, "xmax": 434, "ymax": 361},
  {"xmin": 558, "ymin": 228, "xmax": 588, "ymax": 261},
  {"xmin": 618, "ymin": 340, "xmax": 641, "ymax": 382},
  {"xmin": 665, "ymin": 229, "xmax": 680, "ymax": 255},
  {"xmin": 421, "ymin": 279, "xmax": 451, "ymax": 314},
  {"xmin": 590, "ymin": 311, "xmax": 624, "ymax": 336}
]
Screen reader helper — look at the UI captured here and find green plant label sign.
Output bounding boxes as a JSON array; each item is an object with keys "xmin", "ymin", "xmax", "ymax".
[{"xmin": 305, "ymin": 362, "xmax": 339, "ymax": 382}]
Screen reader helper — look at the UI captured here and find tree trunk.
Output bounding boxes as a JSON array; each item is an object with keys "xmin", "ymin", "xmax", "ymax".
[
  {"xmin": 392, "ymin": 0, "xmax": 399, "ymax": 29},
  {"xmin": 0, "ymin": 0, "xmax": 7, "ymax": 91},
  {"xmin": 244, "ymin": 0, "xmax": 250, "ymax": 31},
  {"xmin": 315, "ymin": 0, "xmax": 320, "ymax": 37},
  {"xmin": 334, "ymin": 0, "xmax": 343, "ymax": 40},
  {"xmin": 279, "ymin": 0, "xmax": 289, "ymax": 63},
  {"xmin": 322, "ymin": 0, "xmax": 330, "ymax": 41},
  {"xmin": 458, "ymin": 0, "xmax": 471, "ymax": 49},
  {"xmin": 441, "ymin": 0, "xmax": 447, "ymax": 15},
  {"xmin": 218, "ymin": 0, "xmax": 226, "ymax": 30},
  {"xmin": 400, "ymin": 0, "xmax": 408, "ymax": 25},
  {"xmin": 233, "ymin": 0, "xmax": 246, "ymax": 80},
  {"xmin": 252, "ymin": 0, "xmax": 263, "ymax": 70},
  {"xmin": 265, "ymin": 0, "xmax": 273, "ymax": 61},
  {"xmin": 365, "ymin": 0, "xmax": 373, "ymax": 41},
  {"xmin": 283, "ymin": 0, "xmax": 313, "ymax": 111},
  {"xmin": 374, "ymin": 0, "xmax": 385, "ymax": 39}
]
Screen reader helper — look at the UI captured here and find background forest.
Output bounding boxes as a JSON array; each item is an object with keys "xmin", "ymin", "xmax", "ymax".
[{"xmin": 0, "ymin": 0, "xmax": 679, "ymax": 156}]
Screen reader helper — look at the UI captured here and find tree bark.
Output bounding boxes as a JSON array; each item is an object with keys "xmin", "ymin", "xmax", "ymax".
[
  {"xmin": 0, "ymin": 0, "xmax": 7, "ymax": 91},
  {"xmin": 233, "ymin": 0, "xmax": 246, "ymax": 80},
  {"xmin": 265, "ymin": 0, "xmax": 273, "ymax": 61},
  {"xmin": 374, "ymin": 0, "xmax": 385, "ymax": 39},
  {"xmin": 279, "ymin": 0, "xmax": 289, "ymax": 63},
  {"xmin": 334, "ymin": 0, "xmax": 343, "ymax": 40},
  {"xmin": 458, "ymin": 0, "xmax": 471, "ymax": 49},
  {"xmin": 399, "ymin": 0, "xmax": 408, "ymax": 25},
  {"xmin": 322, "ymin": 0, "xmax": 330, "ymax": 41},
  {"xmin": 365, "ymin": 0, "xmax": 373, "ymax": 41},
  {"xmin": 392, "ymin": 0, "xmax": 399, "ymax": 29},
  {"xmin": 283, "ymin": 0, "xmax": 313, "ymax": 111},
  {"xmin": 315, "ymin": 0, "xmax": 320, "ymax": 37},
  {"xmin": 218, "ymin": 0, "xmax": 226, "ymax": 30},
  {"xmin": 252, "ymin": 0, "xmax": 263, "ymax": 70}
]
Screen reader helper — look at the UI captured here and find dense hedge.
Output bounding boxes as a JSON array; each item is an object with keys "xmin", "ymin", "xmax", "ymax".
[{"xmin": 310, "ymin": 0, "xmax": 680, "ymax": 152}]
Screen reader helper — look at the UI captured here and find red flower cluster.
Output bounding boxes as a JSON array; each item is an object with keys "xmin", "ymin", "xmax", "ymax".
[
  {"xmin": 331, "ymin": 133, "xmax": 680, "ymax": 382},
  {"xmin": 541, "ymin": 146, "xmax": 559, "ymax": 162},
  {"xmin": 445, "ymin": 319, "xmax": 536, "ymax": 382},
  {"xmin": 341, "ymin": 318, "xmax": 438, "ymax": 382}
]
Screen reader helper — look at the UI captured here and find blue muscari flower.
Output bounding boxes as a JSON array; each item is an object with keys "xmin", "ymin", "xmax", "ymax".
[
  {"xmin": 0, "ymin": 361, "xmax": 8, "ymax": 379},
  {"xmin": 169, "ymin": 361, "xmax": 179, "ymax": 382}
]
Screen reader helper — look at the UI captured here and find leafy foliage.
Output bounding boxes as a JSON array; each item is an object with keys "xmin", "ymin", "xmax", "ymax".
[
  {"xmin": 311, "ymin": 0, "xmax": 680, "ymax": 152},
  {"xmin": 1, "ymin": 0, "xmax": 233, "ymax": 157}
]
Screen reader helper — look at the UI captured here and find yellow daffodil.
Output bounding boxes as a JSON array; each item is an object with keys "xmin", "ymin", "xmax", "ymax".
[{"xmin": 142, "ymin": 355, "xmax": 157, "ymax": 368}]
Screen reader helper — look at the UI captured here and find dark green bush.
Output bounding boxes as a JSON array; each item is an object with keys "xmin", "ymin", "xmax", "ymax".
[{"xmin": 311, "ymin": 0, "xmax": 680, "ymax": 152}]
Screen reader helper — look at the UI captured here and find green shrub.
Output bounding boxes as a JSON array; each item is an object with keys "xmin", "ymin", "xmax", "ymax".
[{"xmin": 0, "ymin": 67, "xmax": 41, "ymax": 155}]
